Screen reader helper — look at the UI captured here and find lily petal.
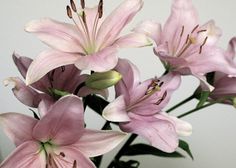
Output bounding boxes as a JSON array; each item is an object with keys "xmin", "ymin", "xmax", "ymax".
[
  {"xmin": 33, "ymin": 95, "xmax": 84, "ymax": 145},
  {"xmin": 225, "ymin": 37, "xmax": 236, "ymax": 59},
  {"xmin": 26, "ymin": 50, "xmax": 79, "ymax": 85},
  {"xmin": 133, "ymin": 20, "xmax": 162, "ymax": 45},
  {"xmin": 162, "ymin": 0, "xmax": 199, "ymax": 50},
  {"xmin": 0, "ymin": 141, "xmax": 45, "ymax": 168},
  {"xmin": 167, "ymin": 115, "xmax": 192, "ymax": 136},
  {"xmin": 75, "ymin": 129, "xmax": 127, "ymax": 157},
  {"xmin": 25, "ymin": 18, "xmax": 85, "ymax": 53},
  {"xmin": 54, "ymin": 146, "xmax": 95, "ymax": 168},
  {"xmin": 4, "ymin": 77, "xmax": 43, "ymax": 108},
  {"xmin": 120, "ymin": 113, "xmax": 178, "ymax": 153},
  {"xmin": 96, "ymin": 0, "xmax": 143, "ymax": 49},
  {"xmin": 12, "ymin": 53, "xmax": 32, "ymax": 78},
  {"xmin": 197, "ymin": 20, "xmax": 222, "ymax": 46},
  {"xmin": 211, "ymin": 76, "xmax": 236, "ymax": 98},
  {"xmin": 188, "ymin": 46, "xmax": 236, "ymax": 75},
  {"xmin": 75, "ymin": 46, "xmax": 118, "ymax": 72},
  {"xmin": 115, "ymin": 33, "xmax": 152, "ymax": 48},
  {"xmin": 0, "ymin": 113, "xmax": 37, "ymax": 146},
  {"xmin": 103, "ymin": 95, "xmax": 130, "ymax": 122}
]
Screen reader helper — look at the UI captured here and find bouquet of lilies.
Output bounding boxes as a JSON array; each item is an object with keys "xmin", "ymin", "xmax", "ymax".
[{"xmin": 1, "ymin": 0, "xmax": 236, "ymax": 167}]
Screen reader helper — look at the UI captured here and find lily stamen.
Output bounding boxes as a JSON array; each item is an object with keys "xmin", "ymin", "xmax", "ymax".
[
  {"xmin": 191, "ymin": 24, "xmax": 199, "ymax": 34},
  {"xmin": 73, "ymin": 160, "xmax": 77, "ymax": 168},
  {"xmin": 199, "ymin": 36, "xmax": 208, "ymax": 54}
]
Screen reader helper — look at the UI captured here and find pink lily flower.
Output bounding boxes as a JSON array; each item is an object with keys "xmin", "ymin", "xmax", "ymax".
[
  {"xmin": 102, "ymin": 59, "xmax": 192, "ymax": 152},
  {"xmin": 0, "ymin": 95, "xmax": 126, "ymax": 168},
  {"xmin": 25, "ymin": 0, "xmax": 151, "ymax": 85},
  {"xmin": 4, "ymin": 53, "xmax": 108, "ymax": 108},
  {"xmin": 134, "ymin": 0, "xmax": 236, "ymax": 90}
]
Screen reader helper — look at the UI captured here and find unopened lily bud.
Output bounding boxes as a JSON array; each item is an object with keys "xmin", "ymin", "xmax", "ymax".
[
  {"xmin": 48, "ymin": 88, "xmax": 70, "ymax": 100},
  {"xmin": 85, "ymin": 70, "xmax": 122, "ymax": 90}
]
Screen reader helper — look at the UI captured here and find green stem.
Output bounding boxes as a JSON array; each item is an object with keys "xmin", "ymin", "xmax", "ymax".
[
  {"xmin": 178, "ymin": 102, "xmax": 216, "ymax": 118},
  {"xmin": 107, "ymin": 134, "xmax": 137, "ymax": 168},
  {"xmin": 166, "ymin": 95, "xmax": 195, "ymax": 113}
]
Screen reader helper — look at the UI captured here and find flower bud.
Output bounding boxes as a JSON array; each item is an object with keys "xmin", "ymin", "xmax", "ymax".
[{"xmin": 85, "ymin": 70, "xmax": 122, "ymax": 90}]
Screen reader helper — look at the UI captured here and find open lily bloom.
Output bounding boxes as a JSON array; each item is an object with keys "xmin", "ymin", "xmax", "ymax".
[
  {"xmin": 209, "ymin": 37, "xmax": 236, "ymax": 103},
  {"xmin": 25, "ymin": 0, "xmax": 151, "ymax": 85},
  {"xmin": 0, "ymin": 95, "xmax": 126, "ymax": 168},
  {"xmin": 4, "ymin": 53, "xmax": 108, "ymax": 108},
  {"xmin": 134, "ymin": 0, "xmax": 236, "ymax": 90},
  {"xmin": 103, "ymin": 59, "xmax": 192, "ymax": 152}
]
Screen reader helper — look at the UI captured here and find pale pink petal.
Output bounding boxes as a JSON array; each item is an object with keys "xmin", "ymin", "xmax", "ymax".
[
  {"xmin": 197, "ymin": 20, "xmax": 222, "ymax": 46},
  {"xmin": 167, "ymin": 115, "xmax": 192, "ymax": 136},
  {"xmin": 96, "ymin": 0, "xmax": 143, "ymax": 49},
  {"xmin": 75, "ymin": 129, "xmax": 127, "ymax": 157},
  {"xmin": 162, "ymin": 0, "xmax": 199, "ymax": 50},
  {"xmin": 38, "ymin": 99, "xmax": 54, "ymax": 117},
  {"xmin": 194, "ymin": 74, "xmax": 214, "ymax": 91},
  {"xmin": 83, "ymin": 6, "xmax": 100, "ymax": 36},
  {"xmin": 115, "ymin": 58, "xmax": 141, "ymax": 93},
  {"xmin": 0, "ymin": 141, "xmax": 45, "ymax": 168},
  {"xmin": 129, "ymin": 79, "xmax": 151, "ymax": 105},
  {"xmin": 33, "ymin": 95, "xmax": 84, "ymax": 145},
  {"xmin": 225, "ymin": 37, "xmax": 236, "ymax": 59},
  {"xmin": 4, "ymin": 77, "xmax": 44, "ymax": 108},
  {"xmin": 103, "ymin": 95, "xmax": 130, "ymax": 122},
  {"xmin": 0, "ymin": 113, "xmax": 37, "ymax": 146},
  {"xmin": 12, "ymin": 53, "xmax": 32, "ymax": 78},
  {"xmin": 115, "ymin": 33, "xmax": 152, "ymax": 48},
  {"xmin": 133, "ymin": 20, "xmax": 162, "ymax": 45},
  {"xmin": 187, "ymin": 46, "xmax": 236, "ymax": 76},
  {"xmin": 25, "ymin": 18, "xmax": 85, "ymax": 53},
  {"xmin": 75, "ymin": 46, "xmax": 118, "ymax": 72},
  {"xmin": 120, "ymin": 113, "xmax": 178, "ymax": 153},
  {"xmin": 54, "ymin": 146, "xmax": 95, "ymax": 168},
  {"xmin": 26, "ymin": 50, "xmax": 79, "ymax": 85}
]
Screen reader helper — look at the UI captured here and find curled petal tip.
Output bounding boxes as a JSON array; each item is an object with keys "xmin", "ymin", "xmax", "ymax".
[{"xmin": 3, "ymin": 77, "xmax": 16, "ymax": 87}]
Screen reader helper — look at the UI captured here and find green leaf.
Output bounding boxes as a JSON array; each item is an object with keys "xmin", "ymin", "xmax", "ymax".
[
  {"xmin": 123, "ymin": 143, "xmax": 185, "ymax": 158},
  {"xmin": 196, "ymin": 91, "xmax": 210, "ymax": 108},
  {"xmin": 179, "ymin": 140, "xmax": 194, "ymax": 160},
  {"xmin": 112, "ymin": 160, "xmax": 140, "ymax": 168},
  {"xmin": 29, "ymin": 109, "xmax": 40, "ymax": 120},
  {"xmin": 84, "ymin": 95, "xmax": 109, "ymax": 116}
]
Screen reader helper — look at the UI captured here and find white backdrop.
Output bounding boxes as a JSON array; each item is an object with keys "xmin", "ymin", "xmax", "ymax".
[{"xmin": 0, "ymin": 0, "xmax": 236, "ymax": 168}]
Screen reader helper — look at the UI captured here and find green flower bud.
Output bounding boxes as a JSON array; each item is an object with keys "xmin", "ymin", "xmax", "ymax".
[
  {"xmin": 48, "ymin": 88, "xmax": 70, "ymax": 100},
  {"xmin": 85, "ymin": 70, "xmax": 122, "ymax": 90}
]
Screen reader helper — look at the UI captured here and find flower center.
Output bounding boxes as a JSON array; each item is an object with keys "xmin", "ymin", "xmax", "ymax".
[
  {"xmin": 40, "ymin": 141, "xmax": 77, "ymax": 168},
  {"xmin": 171, "ymin": 25, "xmax": 208, "ymax": 57},
  {"xmin": 66, "ymin": 0, "xmax": 104, "ymax": 55}
]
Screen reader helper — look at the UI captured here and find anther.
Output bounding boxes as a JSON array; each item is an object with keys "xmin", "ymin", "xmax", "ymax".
[
  {"xmin": 185, "ymin": 34, "xmax": 190, "ymax": 44},
  {"xmin": 162, "ymin": 91, "xmax": 167, "ymax": 100},
  {"xmin": 199, "ymin": 36, "xmax": 208, "ymax": 54},
  {"xmin": 70, "ymin": 0, "xmax": 77, "ymax": 12},
  {"xmin": 48, "ymin": 154, "xmax": 52, "ymax": 166},
  {"xmin": 98, "ymin": 0, "xmax": 103, "ymax": 18},
  {"xmin": 82, "ymin": 11, "xmax": 86, "ymax": 24},
  {"xmin": 159, "ymin": 81, "xmax": 164, "ymax": 87},
  {"xmin": 180, "ymin": 26, "xmax": 185, "ymax": 37},
  {"xmin": 191, "ymin": 25, "xmax": 199, "ymax": 34},
  {"xmin": 66, "ymin": 6, "xmax": 73, "ymax": 19},
  {"xmin": 73, "ymin": 160, "xmax": 77, "ymax": 168},
  {"xmin": 59, "ymin": 152, "xmax": 65, "ymax": 157},
  {"xmin": 197, "ymin": 29, "xmax": 207, "ymax": 34},
  {"xmin": 80, "ymin": 0, "xmax": 85, "ymax": 9},
  {"xmin": 61, "ymin": 66, "xmax": 65, "ymax": 72}
]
